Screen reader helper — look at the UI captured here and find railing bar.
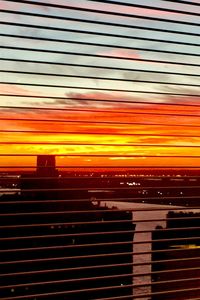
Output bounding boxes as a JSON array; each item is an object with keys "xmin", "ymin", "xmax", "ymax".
[
  {"xmin": 1, "ymin": 210, "xmax": 200, "ymax": 219},
  {"xmin": 161, "ymin": 0, "xmax": 200, "ymax": 6},
  {"xmin": 99, "ymin": 286, "xmax": 200, "ymax": 300},
  {"xmin": 2, "ymin": 81, "xmax": 200, "ymax": 96},
  {"xmin": 1, "ymin": 99, "xmax": 200, "ymax": 110},
  {"xmin": 0, "ymin": 229, "xmax": 137, "ymax": 241},
  {"xmin": 2, "ymin": 129, "xmax": 200, "ymax": 138},
  {"xmin": 1, "ymin": 280, "xmax": 200, "ymax": 300},
  {"xmin": 0, "ymin": 257, "xmax": 199, "ymax": 279},
  {"xmin": 1, "ymin": 46, "xmax": 200, "ymax": 67},
  {"xmin": 0, "ymin": 215, "xmax": 200, "ymax": 225},
  {"xmin": 1, "ymin": 226, "xmax": 200, "ymax": 241},
  {"xmin": 1, "ymin": 154, "xmax": 200, "ymax": 158},
  {"xmin": 0, "ymin": 28, "xmax": 200, "ymax": 48},
  {"xmin": 1, "ymin": 59, "xmax": 199, "ymax": 77},
  {"xmin": 1, "ymin": 217, "xmax": 200, "ymax": 230},
  {"xmin": 88, "ymin": 0, "xmax": 200, "ymax": 16},
  {"xmin": 0, "ymin": 225, "xmax": 195, "ymax": 239},
  {"xmin": 1, "ymin": 143, "xmax": 200, "ymax": 149},
  {"xmin": 0, "ymin": 236, "xmax": 199, "ymax": 248},
  {"xmin": 1, "ymin": 245, "xmax": 200, "ymax": 266},
  {"xmin": 2, "ymin": 27, "xmax": 200, "ymax": 50},
  {"xmin": 2, "ymin": 69, "xmax": 200, "ymax": 88},
  {"xmin": 1, "ymin": 116, "xmax": 200, "ymax": 128},
  {"xmin": 1, "ymin": 274, "xmax": 200, "ymax": 293},
  {"xmin": 1, "ymin": 174, "xmax": 200, "ymax": 178},
  {"xmin": 0, "ymin": 216, "xmax": 199, "ymax": 224},
  {"xmin": 100, "ymin": 295, "xmax": 200, "ymax": 300},
  {"xmin": 3, "ymin": 1, "xmax": 200, "ymax": 26},
  {"xmin": 1, "ymin": 185, "xmax": 200, "ymax": 192},
  {"xmin": 2, "ymin": 8, "xmax": 200, "ymax": 36}
]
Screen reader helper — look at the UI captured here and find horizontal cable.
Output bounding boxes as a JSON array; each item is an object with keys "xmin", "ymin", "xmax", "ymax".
[
  {"xmin": 1, "ymin": 211, "xmax": 199, "ymax": 224},
  {"xmin": 1, "ymin": 284, "xmax": 200, "ymax": 300},
  {"xmin": 2, "ymin": 95, "xmax": 200, "ymax": 116},
  {"xmin": 0, "ymin": 274, "xmax": 149, "ymax": 293},
  {"xmin": 1, "ymin": 173, "xmax": 200, "ymax": 179},
  {"xmin": 1, "ymin": 275, "xmax": 200, "ymax": 297},
  {"xmin": 1, "ymin": 226, "xmax": 200, "ymax": 242},
  {"xmin": 2, "ymin": 33, "xmax": 200, "ymax": 60},
  {"xmin": 100, "ymin": 287, "xmax": 200, "ymax": 300},
  {"xmin": 1, "ymin": 58, "xmax": 200, "ymax": 78},
  {"xmin": 0, "ymin": 155, "xmax": 199, "ymax": 161},
  {"xmin": 1, "ymin": 106, "xmax": 200, "ymax": 120},
  {"xmin": 88, "ymin": 0, "xmax": 200, "ymax": 16},
  {"xmin": 2, "ymin": 69, "xmax": 200, "ymax": 88},
  {"xmin": 3, "ymin": 116, "xmax": 200, "ymax": 128},
  {"xmin": 2, "ymin": 130, "xmax": 200, "ymax": 139},
  {"xmin": 0, "ymin": 256, "xmax": 199, "ymax": 278},
  {"xmin": 2, "ymin": 117, "xmax": 199, "ymax": 129},
  {"xmin": 0, "ymin": 206, "xmax": 199, "ymax": 230},
  {"xmin": 2, "ymin": 46, "xmax": 200, "ymax": 68},
  {"xmin": 161, "ymin": 0, "xmax": 200, "ymax": 6},
  {"xmin": 101, "ymin": 296, "xmax": 200, "ymax": 300},
  {"xmin": 1, "ymin": 242, "xmax": 200, "ymax": 268},
  {"xmin": 0, "ymin": 202, "xmax": 199, "ymax": 212},
  {"xmin": 0, "ymin": 238, "xmax": 197, "ymax": 262},
  {"xmin": 0, "ymin": 198, "xmax": 199, "ymax": 206},
  {"xmin": 1, "ymin": 195, "xmax": 199, "ymax": 203},
  {"xmin": 1, "ymin": 185, "xmax": 200, "ymax": 192},
  {"xmin": 0, "ymin": 197, "xmax": 199, "ymax": 206},
  {"xmin": 2, "ymin": 81, "xmax": 200, "ymax": 97},
  {"xmin": 0, "ymin": 236, "xmax": 199, "ymax": 256},
  {"xmin": 4, "ymin": 0, "xmax": 200, "ymax": 26},
  {"xmin": 0, "ymin": 229, "xmax": 137, "ymax": 242},
  {"xmin": 0, "ymin": 155, "xmax": 200, "ymax": 159},
  {"xmin": 2, "ymin": 8, "xmax": 200, "ymax": 37},
  {"xmin": 1, "ymin": 248, "xmax": 200, "ymax": 274},
  {"xmin": 1, "ymin": 100, "xmax": 200, "ymax": 122},
  {"xmin": 0, "ymin": 142, "xmax": 200, "ymax": 148},
  {"xmin": 2, "ymin": 24, "xmax": 200, "ymax": 48},
  {"xmin": 1, "ymin": 273, "xmax": 200, "ymax": 300},
  {"xmin": 0, "ymin": 252, "xmax": 136, "ymax": 266}
]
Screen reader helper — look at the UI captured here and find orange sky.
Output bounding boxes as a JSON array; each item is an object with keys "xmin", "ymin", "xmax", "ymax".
[{"xmin": 1, "ymin": 90, "xmax": 200, "ymax": 169}]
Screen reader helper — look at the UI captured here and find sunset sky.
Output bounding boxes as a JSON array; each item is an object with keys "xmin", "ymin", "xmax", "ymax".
[{"xmin": 0, "ymin": 0, "xmax": 200, "ymax": 169}]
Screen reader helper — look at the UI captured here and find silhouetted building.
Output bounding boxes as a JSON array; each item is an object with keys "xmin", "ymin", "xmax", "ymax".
[
  {"xmin": 152, "ymin": 211, "xmax": 200, "ymax": 300},
  {"xmin": 0, "ymin": 155, "xmax": 135, "ymax": 299},
  {"xmin": 20, "ymin": 155, "xmax": 59, "ymax": 200},
  {"xmin": 36, "ymin": 155, "xmax": 58, "ymax": 177}
]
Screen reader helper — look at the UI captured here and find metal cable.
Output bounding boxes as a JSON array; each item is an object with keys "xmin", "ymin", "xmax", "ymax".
[
  {"xmin": 1, "ymin": 280, "xmax": 200, "ymax": 300},
  {"xmin": 3, "ymin": 0, "xmax": 200, "ymax": 26},
  {"xmin": 161, "ymin": 0, "xmax": 200, "ymax": 6},
  {"xmin": 2, "ymin": 130, "xmax": 200, "ymax": 139},
  {"xmin": 2, "ymin": 69, "xmax": 200, "ymax": 88},
  {"xmin": 2, "ymin": 24, "xmax": 200, "ymax": 48},
  {"xmin": 1, "ymin": 185, "xmax": 200, "ymax": 192},
  {"xmin": 2, "ymin": 81, "xmax": 200, "ymax": 96},
  {"xmin": 2, "ymin": 45, "xmax": 200, "ymax": 67},
  {"xmin": 1, "ymin": 8, "xmax": 199, "ymax": 36},
  {"xmin": 1, "ymin": 58, "xmax": 200, "ymax": 77},
  {"xmin": 87, "ymin": 0, "xmax": 200, "ymax": 16},
  {"xmin": 0, "ymin": 256, "xmax": 199, "ymax": 278},
  {"xmin": 1, "ymin": 143, "xmax": 200, "ymax": 149}
]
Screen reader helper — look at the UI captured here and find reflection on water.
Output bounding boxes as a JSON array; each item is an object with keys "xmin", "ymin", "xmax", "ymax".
[{"xmin": 104, "ymin": 201, "xmax": 188, "ymax": 300}]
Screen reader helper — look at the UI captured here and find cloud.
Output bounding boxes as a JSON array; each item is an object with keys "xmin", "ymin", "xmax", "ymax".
[{"xmin": 97, "ymin": 49, "xmax": 142, "ymax": 60}]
